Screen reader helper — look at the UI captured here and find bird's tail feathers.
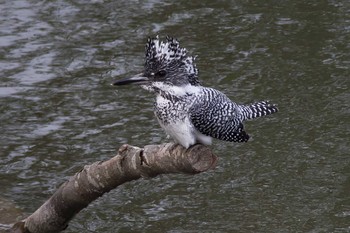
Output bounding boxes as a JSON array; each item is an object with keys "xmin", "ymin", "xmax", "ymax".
[{"xmin": 241, "ymin": 101, "xmax": 278, "ymax": 120}]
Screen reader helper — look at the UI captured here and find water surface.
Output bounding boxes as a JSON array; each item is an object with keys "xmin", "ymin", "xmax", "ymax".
[{"xmin": 0, "ymin": 0, "xmax": 349, "ymax": 232}]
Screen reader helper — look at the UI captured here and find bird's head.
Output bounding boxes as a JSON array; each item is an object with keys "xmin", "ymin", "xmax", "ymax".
[{"xmin": 113, "ymin": 36, "xmax": 199, "ymax": 91}]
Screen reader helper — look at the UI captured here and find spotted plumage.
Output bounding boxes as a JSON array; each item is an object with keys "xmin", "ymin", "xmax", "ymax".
[{"xmin": 113, "ymin": 36, "xmax": 278, "ymax": 148}]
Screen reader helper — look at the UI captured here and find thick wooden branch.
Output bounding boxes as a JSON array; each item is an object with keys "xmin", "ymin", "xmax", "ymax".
[{"xmin": 10, "ymin": 143, "xmax": 217, "ymax": 233}]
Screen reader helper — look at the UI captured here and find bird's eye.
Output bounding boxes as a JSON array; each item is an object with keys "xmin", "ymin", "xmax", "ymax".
[{"xmin": 156, "ymin": 70, "xmax": 167, "ymax": 77}]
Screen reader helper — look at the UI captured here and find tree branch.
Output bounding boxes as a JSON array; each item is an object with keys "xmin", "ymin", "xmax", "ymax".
[{"xmin": 10, "ymin": 143, "xmax": 217, "ymax": 233}]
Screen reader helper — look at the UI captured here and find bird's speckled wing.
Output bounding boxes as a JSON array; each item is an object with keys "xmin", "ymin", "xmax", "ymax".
[{"xmin": 189, "ymin": 88, "xmax": 250, "ymax": 142}]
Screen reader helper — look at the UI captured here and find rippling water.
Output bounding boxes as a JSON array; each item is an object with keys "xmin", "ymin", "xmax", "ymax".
[{"xmin": 0, "ymin": 0, "xmax": 349, "ymax": 232}]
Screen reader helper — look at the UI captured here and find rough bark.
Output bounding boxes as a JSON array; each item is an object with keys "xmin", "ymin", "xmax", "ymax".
[{"xmin": 10, "ymin": 143, "xmax": 217, "ymax": 233}]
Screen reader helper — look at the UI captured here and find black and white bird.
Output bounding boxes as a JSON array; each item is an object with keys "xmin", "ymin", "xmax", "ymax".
[{"xmin": 113, "ymin": 36, "xmax": 278, "ymax": 148}]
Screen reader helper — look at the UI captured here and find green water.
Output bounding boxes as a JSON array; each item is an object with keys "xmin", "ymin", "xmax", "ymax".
[{"xmin": 0, "ymin": 0, "xmax": 349, "ymax": 232}]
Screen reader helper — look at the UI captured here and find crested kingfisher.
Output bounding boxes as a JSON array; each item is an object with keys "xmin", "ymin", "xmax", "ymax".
[{"xmin": 113, "ymin": 36, "xmax": 278, "ymax": 148}]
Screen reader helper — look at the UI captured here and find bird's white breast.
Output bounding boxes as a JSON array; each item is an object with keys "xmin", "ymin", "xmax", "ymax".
[
  {"xmin": 154, "ymin": 85, "xmax": 212, "ymax": 148},
  {"xmin": 157, "ymin": 115, "xmax": 197, "ymax": 149}
]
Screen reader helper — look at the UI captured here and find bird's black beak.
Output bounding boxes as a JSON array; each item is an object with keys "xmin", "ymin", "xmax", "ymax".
[{"xmin": 112, "ymin": 73, "xmax": 149, "ymax": 86}]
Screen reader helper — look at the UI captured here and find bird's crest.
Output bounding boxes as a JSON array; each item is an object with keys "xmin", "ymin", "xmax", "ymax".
[{"xmin": 145, "ymin": 36, "xmax": 199, "ymax": 85}]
